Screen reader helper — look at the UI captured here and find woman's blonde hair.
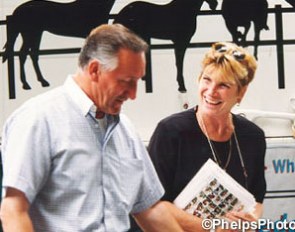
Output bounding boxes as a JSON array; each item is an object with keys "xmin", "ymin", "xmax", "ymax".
[{"xmin": 199, "ymin": 42, "xmax": 257, "ymax": 92}]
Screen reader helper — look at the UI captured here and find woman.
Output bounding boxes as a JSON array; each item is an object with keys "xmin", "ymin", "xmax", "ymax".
[{"xmin": 148, "ymin": 42, "xmax": 266, "ymax": 223}]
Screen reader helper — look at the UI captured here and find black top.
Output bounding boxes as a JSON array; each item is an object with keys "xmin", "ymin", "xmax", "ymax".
[{"xmin": 148, "ymin": 107, "xmax": 266, "ymax": 203}]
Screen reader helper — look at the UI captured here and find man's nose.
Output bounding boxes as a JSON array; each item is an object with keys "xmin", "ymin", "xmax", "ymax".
[{"xmin": 128, "ymin": 82, "xmax": 137, "ymax": 100}]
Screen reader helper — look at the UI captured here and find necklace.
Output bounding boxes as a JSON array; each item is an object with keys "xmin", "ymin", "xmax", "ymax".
[
  {"xmin": 233, "ymin": 130, "xmax": 248, "ymax": 189},
  {"xmin": 197, "ymin": 111, "xmax": 249, "ymax": 189},
  {"xmin": 210, "ymin": 136, "xmax": 232, "ymax": 170},
  {"xmin": 198, "ymin": 113, "xmax": 232, "ymax": 170}
]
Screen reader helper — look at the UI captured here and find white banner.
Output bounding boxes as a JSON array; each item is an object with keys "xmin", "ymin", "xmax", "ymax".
[{"xmin": 263, "ymin": 138, "xmax": 295, "ymax": 221}]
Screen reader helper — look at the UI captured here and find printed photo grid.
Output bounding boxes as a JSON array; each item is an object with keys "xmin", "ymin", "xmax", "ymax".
[
  {"xmin": 182, "ymin": 178, "xmax": 244, "ymax": 219},
  {"xmin": 174, "ymin": 159, "xmax": 256, "ymax": 218}
]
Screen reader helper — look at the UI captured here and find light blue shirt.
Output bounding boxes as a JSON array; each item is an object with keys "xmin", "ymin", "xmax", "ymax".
[{"xmin": 1, "ymin": 76, "xmax": 164, "ymax": 232}]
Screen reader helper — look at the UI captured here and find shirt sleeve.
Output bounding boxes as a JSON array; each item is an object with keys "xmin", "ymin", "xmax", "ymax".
[
  {"xmin": 131, "ymin": 139, "xmax": 165, "ymax": 214},
  {"xmin": 252, "ymin": 129, "xmax": 267, "ymax": 203},
  {"xmin": 119, "ymin": 115, "xmax": 164, "ymax": 214},
  {"xmin": 237, "ymin": 116, "xmax": 267, "ymax": 203},
  {"xmin": 1, "ymin": 106, "xmax": 51, "ymax": 203}
]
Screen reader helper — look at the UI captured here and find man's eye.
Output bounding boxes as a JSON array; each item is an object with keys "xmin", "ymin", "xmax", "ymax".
[{"xmin": 119, "ymin": 79, "xmax": 128, "ymax": 84}]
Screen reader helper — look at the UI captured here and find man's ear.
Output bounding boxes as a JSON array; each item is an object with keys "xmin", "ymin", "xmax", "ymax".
[
  {"xmin": 88, "ymin": 60, "xmax": 100, "ymax": 82},
  {"xmin": 237, "ymin": 85, "xmax": 248, "ymax": 103}
]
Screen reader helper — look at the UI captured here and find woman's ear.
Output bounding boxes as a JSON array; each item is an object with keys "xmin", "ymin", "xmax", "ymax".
[
  {"xmin": 88, "ymin": 60, "xmax": 100, "ymax": 82},
  {"xmin": 237, "ymin": 85, "xmax": 248, "ymax": 103}
]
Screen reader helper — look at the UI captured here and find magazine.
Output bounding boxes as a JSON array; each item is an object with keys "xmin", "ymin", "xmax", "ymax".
[{"xmin": 173, "ymin": 158, "xmax": 256, "ymax": 219}]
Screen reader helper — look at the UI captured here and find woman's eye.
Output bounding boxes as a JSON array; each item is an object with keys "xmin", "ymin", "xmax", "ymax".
[
  {"xmin": 220, "ymin": 83, "xmax": 230, "ymax": 88},
  {"xmin": 202, "ymin": 77, "xmax": 210, "ymax": 83}
]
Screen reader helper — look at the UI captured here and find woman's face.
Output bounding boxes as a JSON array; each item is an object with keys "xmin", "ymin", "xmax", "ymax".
[{"xmin": 198, "ymin": 65, "xmax": 246, "ymax": 117}]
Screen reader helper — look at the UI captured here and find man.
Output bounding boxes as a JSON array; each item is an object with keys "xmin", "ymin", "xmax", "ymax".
[{"xmin": 0, "ymin": 24, "xmax": 188, "ymax": 232}]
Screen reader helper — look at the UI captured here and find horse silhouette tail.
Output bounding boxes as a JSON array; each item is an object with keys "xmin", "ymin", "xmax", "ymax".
[
  {"xmin": 2, "ymin": 42, "xmax": 8, "ymax": 63},
  {"xmin": 2, "ymin": 16, "xmax": 19, "ymax": 63},
  {"xmin": 259, "ymin": 20, "xmax": 269, "ymax": 31},
  {"xmin": 263, "ymin": 24, "xmax": 269, "ymax": 31},
  {"xmin": 262, "ymin": 0, "xmax": 269, "ymax": 31}
]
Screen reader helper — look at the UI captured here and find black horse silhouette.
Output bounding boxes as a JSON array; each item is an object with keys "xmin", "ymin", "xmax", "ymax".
[
  {"xmin": 221, "ymin": 0, "xmax": 269, "ymax": 59},
  {"xmin": 114, "ymin": 0, "xmax": 218, "ymax": 93},
  {"xmin": 2, "ymin": 0, "xmax": 115, "ymax": 90}
]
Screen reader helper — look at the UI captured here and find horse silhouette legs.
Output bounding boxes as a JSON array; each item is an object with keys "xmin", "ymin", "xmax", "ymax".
[
  {"xmin": 225, "ymin": 21, "xmax": 250, "ymax": 47},
  {"xmin": 142, "ymin": 37, "xmax": 153, "ymax": 92},
  {"xmin": 31, "ymin": 53, "xmax": 50, "ymax": 88},
  {"xmin": 19, "ymin": 39, "xmax": 31, "ymax": 89},
  {"xmin": 144, "ymin": 51, "xmax": 153, "ymax": 92},
  {"xmin": 174, "ymin": 43, "xmax": 188, "ymax": 92},
  {"xmin": 29, "ymin": 38, "xmax": 50, "ymax": 88},
  {"xmin": 225, "ymin": 22, "xmax": 263, "ymax": 59},
  {"xmin": 239, "ymin": 23, "xmax": 251, "ymax": 46},
  {"xmin": 19, "ymin": 32, "xmax": 49, "ymax": 89}
]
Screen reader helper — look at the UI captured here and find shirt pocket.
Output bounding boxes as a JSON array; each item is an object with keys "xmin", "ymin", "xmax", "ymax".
[{"xmin": 119, "ymin": 158, "xmax": 144, "ymax": 211}]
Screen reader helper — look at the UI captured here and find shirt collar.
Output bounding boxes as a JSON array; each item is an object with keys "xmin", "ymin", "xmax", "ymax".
[
  {"xmin": 64, "ymin": 75, "xmax": 95, "ymax": 117},
  {"xmin": 63, "ymin": 75, "xmax": 120, "ymax": 124}
]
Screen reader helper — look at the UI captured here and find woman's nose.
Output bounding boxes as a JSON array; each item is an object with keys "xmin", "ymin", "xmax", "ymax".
[{"xmin": 207, "ymin": 83, "xmax": 217, "ymax": 95}]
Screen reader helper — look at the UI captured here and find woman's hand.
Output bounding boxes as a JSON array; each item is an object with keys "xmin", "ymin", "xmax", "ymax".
[
  {"xmin": 226, "ymin": 202, "xmax": 263, "ymax": 222},
  {"xmin": 225, "ymin": 210, "xmax": 258, "ymax": 222},
  {"xmin": 218, "ymin": 203, "xmax": 263, "ymax": 232}
]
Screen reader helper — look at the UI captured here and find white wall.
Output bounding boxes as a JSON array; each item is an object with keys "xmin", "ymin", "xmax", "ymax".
[
  {"xmin": 1, "ymin": 0, "xmax": 295, "ymax": 141},
  {"xmin": 1, "ymin": 0, "xmax": 295, "ymax": 223}
]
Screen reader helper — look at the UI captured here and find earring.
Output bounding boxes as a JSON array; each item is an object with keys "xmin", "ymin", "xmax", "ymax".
[{"xmin": 236, "ymin": 98, "xmax": 241, "ymax": 107}]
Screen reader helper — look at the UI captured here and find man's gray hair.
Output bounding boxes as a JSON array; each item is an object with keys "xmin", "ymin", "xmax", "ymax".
[{"xmin": 78, "ymin": 24, "xmax": 148, "ymax": 71}]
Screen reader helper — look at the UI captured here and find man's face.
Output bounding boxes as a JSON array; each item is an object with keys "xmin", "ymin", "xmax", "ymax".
[{"xmin": 95, "ymin": 48, "xmax": 146, "ymax": 115}]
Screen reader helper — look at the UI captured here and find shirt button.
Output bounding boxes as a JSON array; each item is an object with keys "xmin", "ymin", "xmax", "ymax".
[{"xmin": 94, "ymin": 124, "xmax": 99, "ymax": 128}]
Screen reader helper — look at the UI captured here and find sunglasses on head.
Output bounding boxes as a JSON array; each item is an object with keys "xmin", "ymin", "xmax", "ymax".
[{"xmin": 213, "ymin": 42, "xmax": 246, "ymax": 61}]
